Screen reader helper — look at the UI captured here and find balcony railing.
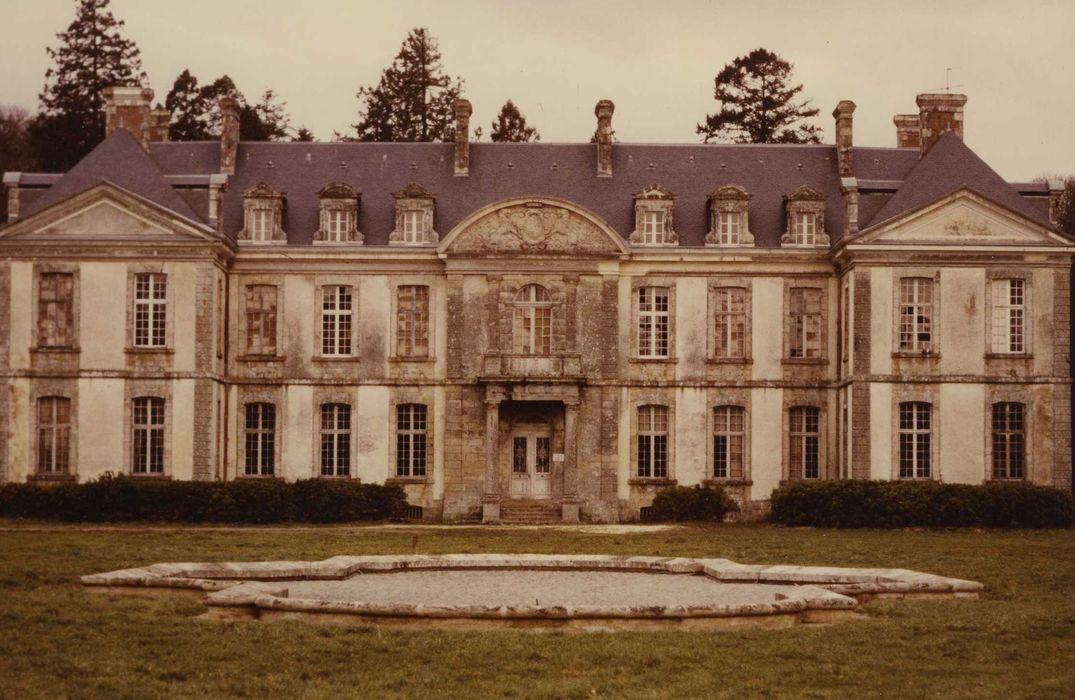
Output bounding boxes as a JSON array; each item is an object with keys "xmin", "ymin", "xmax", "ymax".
[{"xmin": 481, "ymin": 352, "xmax": 582, "ymax": 379}]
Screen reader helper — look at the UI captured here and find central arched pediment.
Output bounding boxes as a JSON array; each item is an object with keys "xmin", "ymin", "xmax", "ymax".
[{"xmin": 439, "ymin": 197, "xmax": 628, "ymax": 256}]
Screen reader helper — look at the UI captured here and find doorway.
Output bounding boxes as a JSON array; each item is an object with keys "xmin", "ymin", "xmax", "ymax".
[{"xmin": 510, "ymin": 423, "xmax": 551, "ymax": 498}]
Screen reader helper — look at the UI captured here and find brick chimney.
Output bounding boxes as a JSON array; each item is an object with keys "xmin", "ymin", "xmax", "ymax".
[
  {"xmin": 832, "ymin": 100, "xmax": 855, "ymax": 178},
  {"xmin": 595, "ymin": 99, "xmax": 615, "ymax": 177},
  {"xmin": 147, "ymin": 107, "xmax": 171, "ymax": 143},
  {"xmin": 893, "ymin": 114, "xmax": 921, "ymax": 149},
  {"xmin": 219, "ymin": 97, "xmax": 240, "ymax": 175},
  {"xmin": 453, "ymin": 98, "xmax": 472, "ymax": 176},
  {"xmin": 103, "ymin": 86, "xmax": 154, "ymax": 150},
  {"xmin": 916, "ymin": 93, "xmax": 967, "ymax": 155}
]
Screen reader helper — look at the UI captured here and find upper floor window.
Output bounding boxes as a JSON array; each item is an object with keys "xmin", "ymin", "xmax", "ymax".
[
  {"xmin": 718, "ymin": 212, "xmax": 740, "ymax": 245},
  {"xmin": 792, "ymin": 212, "xmax": 817, "ymax": 245},
  {"xmin": 637, "ymin": 405, "xmax": 669, "ymax": 478},
  {"xmin": 38, "ymin": 272, "xmax": 74, "ymax": 348},
  {"xmin": 245, "ymin": 285, "xmax": 277, "ymax": 356},
  {"xmin": 133, "ymin": 273, "xmax": 167, "ymax": 348},
  {"xmin": 397, "ymin": 285, "xmax": 430, "ymax": 358},
  {"xmin": 390, "ymin": 183, "xmax": 437, "ymax": 245},
  {"xmin": 991, "ymin": 279, "xmax": 1026, "ymax": 354},
  {"xmin": 788, "ymin": 406, "xmax": 820, "ymax": 479},
  {"xmin": 713, "ymin": 406, "xmax": 745, "ymax": 479},
  {"xmin": 630, "ymin": 184, "xmax": 677, "ymax": 245},
  {"xmin": 713, "ymin": 287, "xmax": 748, "ymax": 359},
  {"xmin": 788, "ymin": 287, "xmax": 822, "ymax": 359},
  {"xmin": 320, "ymin": 403, "xmax": 351, "ymax": 478},
  {"xmin": 706, "ymin": 185, "xmax": 754, "ymax": 246},
  {"xmin": 781, "ymin": 185, "xmax": 828, "ymax": 247},
  {"xmin": 898, "ymin": 401, "xmax": 932, "ymax": 479},
  {"xmin": 321, "ymin": 285, "xmax": 353, "ymax": 357},
  {"xmin": 37, "ymin": 396, "xmax": 71, "ymax": 475},
  {"xmin": 239, "ymin": 182, "xmax": 285, "ymax": 244},
  {"xmin": 315, "ymin": 183, "xmax": 362, "ymax": 244},
  {"xmin": 899, "ymin": 278, "xmax": 934, "ymax": 353},
  {"xmin": 513, "ymin": 284, "xmax": 552, "ymax": 355},
  {"xmin": 132, "ymin": 396, "xmax": 165, "ymax": 475},
  {"xmin": 396, "ymin": 403, "xmax": 428, "ymax": 478},
  {"xmin": 244, "ymin": 402, "xmax": 275, "ymax": 477},
  {"xmin": 251, "ymin": 209, "xmax": 272, "ymax": 241},
  {"xmin": 637, "ymin": 287, "xmax": 670, "ymax": 359},
  {"xmin": 991, "ymin": 402, "xmax": 1025, "ymax": 480}
]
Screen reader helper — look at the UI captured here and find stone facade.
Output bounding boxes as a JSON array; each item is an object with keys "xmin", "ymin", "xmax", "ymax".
[{"xmin": 0, "ymin": 89, "xmax": 1070, "ymax": 522}]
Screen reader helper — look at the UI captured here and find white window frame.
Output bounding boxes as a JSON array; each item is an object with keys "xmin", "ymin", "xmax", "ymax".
[
  {"xmin": 250, "ymin": 208, "xmax": 273, "ymax": 242},
  {"xmin": 899, "ymin": 278, "xmax": 934, "ymax": 353},
  {"xmin": 133, "ymin": 273, "xmax": 167, "ymax": 348},
  {"xmin": 396, "ymin": 285, "xmax": 431, "ymax": 358},
  {"xmin": 396, "ymin": 403, "xmax": 428, "ymax": 478},
  {"xmin": 319, "ymin": 403, "xmax": 351, "ymax": 477},
  {"xmin": 991, "ymin": 279, "xmax": 1026, "ymax": 354},
  {"xmin": 898, "ymin": 401, "xmax": 932, "ymax": 479},
  {"xmin": 132, "ymin": 396, "xmax": 166, "ymax": 475},
  {"xmin": 713, "ymin": 287, "xmax": 747, "ymax": 359},
  {"xmin": 36, "ymin": 396, "xmax": 71, "ymax": 475},
  {"xmin": 512, "ymin": 284, "xmax": 552, "ymax": 355},
  {"xmin": 991, "ymin": 402, "xmax": 1026, "ymax": 480},
  {"xmin": 793, "ymin": 212, "xmax": 817, "ymax": 245},
  {"xmin": 327, "ymin": 210, "xmax": 350, "ymax": 243},
  {"xmin": 244, "ymin": 285, "xmax": 278, "ymax": 356},
  {"xmin": 712, "ymin": 406, "xmax": 745, "ymax": 479},
  {"xmin": 642, "ymin": 210, "xmax": 665, "ymax": 244},
  {"xmin": 320, "ymin": 285, "xmax": 353, "ymax": 357},
  {"xmin": 637, "ymin": 287, "xmax": 670, "ymax": 359},
  {"xmin": 402, "ymin": 210, "xmax": 424, "ymax": 243},
  {"xmin": 244, "ymin": 402, "xmax": 276, "ymax": 477},
  {"xmin": 789, "ymin": 406, "xmax": 821, "ymax": 479},
  {"xmin": 788, "ymin": 287, "xmax": 822, "ymax": 359},
  {"xmin": 718, "ymin": 211, "xmax": 740, "ymax": 245},
  {"xmin": 637, "ymin": 405, "xmax": 669, "ymax": 478}
]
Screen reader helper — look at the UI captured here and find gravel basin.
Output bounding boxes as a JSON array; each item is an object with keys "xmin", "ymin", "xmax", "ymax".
[{"xmin": 284, "ymin": 570, "xmax": 794, "ymax": 609}]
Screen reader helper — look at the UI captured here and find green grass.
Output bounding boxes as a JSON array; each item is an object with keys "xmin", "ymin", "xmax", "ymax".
[{"xmin": 0, "ymin": 523, "xmax": 1072, "ymax": 699}]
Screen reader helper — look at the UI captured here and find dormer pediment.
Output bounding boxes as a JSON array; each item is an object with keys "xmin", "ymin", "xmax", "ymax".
[
  {"xmin": 317, "ymin": 182, "xmax": 359, "ymax": 201},
  {"xmin": 394, "ymin": 183, "xmax": 435, "ymax": 200},
  {"xmin": 633, "ymin": 183, "xmax": 674, "ymax": 200}
]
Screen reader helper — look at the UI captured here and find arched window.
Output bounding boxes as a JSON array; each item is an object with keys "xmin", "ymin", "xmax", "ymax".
[{"xmin": 513, "ymin": 284, "xmax": 552, "ymax": 355}]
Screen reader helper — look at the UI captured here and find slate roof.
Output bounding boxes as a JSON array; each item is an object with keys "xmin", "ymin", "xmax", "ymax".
[{"xmin": 22, "ymin": 129, "xmax": 203, "ymax": 223}]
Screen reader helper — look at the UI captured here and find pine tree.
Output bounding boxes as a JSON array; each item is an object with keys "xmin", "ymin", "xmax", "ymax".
[
  {"xmin": 164, "ymin": 69, "xmax": 211, "ymax": 141},
  {"xmin": 351, "ymin": 28, "xmax": 464, "ymax": 142},
  {"xmin": 293, "ymin": 127, "xmax": 315, "ymax": 142},
  {"xmin": 251, "ymin": 89, "xmax": 291, "ymax": 141},
  {"xmin": 31, "ymin": 0, "xmax": 147, "ymax": 169},
  {"xmin": 165, "ymin": 73, "xmax": 294, "ymax": 142},
  {"xmin": 697, "ymin": 48, "xmax": 821, "ymax": 144},
  {"xmin": 489, "ymin": 100, "xmax": 540, "ymax": 143},
  {"xmin": 0, "ymin": 105, "xmax": 36, "ymax": 222}
]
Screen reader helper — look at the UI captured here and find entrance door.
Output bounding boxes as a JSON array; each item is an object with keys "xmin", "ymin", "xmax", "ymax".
[{"xmin": 510, "ymin": 426, "xmax": 552, "ymax": 498}]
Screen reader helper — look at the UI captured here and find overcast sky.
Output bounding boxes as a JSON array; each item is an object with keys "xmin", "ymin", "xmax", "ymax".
[{"xmin": 1, "ymin": 0, "xmax": 1073, "ymax": 180}]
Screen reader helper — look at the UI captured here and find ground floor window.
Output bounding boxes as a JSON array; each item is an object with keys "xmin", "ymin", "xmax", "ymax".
[
  {"xmin": 396, "ymin": 404, "xmax": 427, "ymax": 477},
  {"xmin": 37, "ymin": 396, "xmax": 71, "ymax": 475},
  {"xmin": 991, "ymin": 402, "xmax": 1025, "ymax": 480},
  {"xmin": 244, "ymin": 402, "xmax": 275, "ymax": 476},
  {"xmin": 898, "ymin": 401, "xmax": 932, "ymax": 479},
  {"xmin": 789, "ymin": 406, "xmax": 820, "ymax": 479},
  {"xmin": 712, "ymin": 405, "xmax": 744, "ymax": 479},
  {"xmin": 637, "ymin": 405, "xmax": 669, "ymax": 478},
  {"xmin": 132, "ymin": 397, "xmax": 165, "ymax": 474},
  {"xmin": 320, "ymin": 403, "xmax": 351, "ymax": 477}
]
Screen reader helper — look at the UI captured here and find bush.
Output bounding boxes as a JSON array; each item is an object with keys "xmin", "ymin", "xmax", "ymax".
[
  {"xmin": 770, "ymin": 480, "xmax": 1074, "ymax": 529},
  {"xmin": 0, "ymin": 474, "xmax": 408, "ymax": 524},
  {"xmin": 648, "ymin": 484, "xmax": 738, "ymax": 522}
]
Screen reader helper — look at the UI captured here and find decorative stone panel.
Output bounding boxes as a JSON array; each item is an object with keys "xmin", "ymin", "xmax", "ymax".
[
  {"xmin": 705, "ymin": 185, "xmax": 754, "ymax": 246},
  {"xmin": 447, "ymin": 201, "xmax": 622, "ymax": 256},
  {"xmin": 313, "ymin": 183, "xmax": 362, "ymax": 244},
  {"xmin": 781, "ymin": 185, "xmax": 830, "ymax": 247},
  {"xmin": 850, "ymin": 383, "xmax": 871, "ymax": 480},
  {"xmin": 389, "ymin": 183, "xmax": 438, "ymax": 245},
  {"xmin": 237, "ymin": 183, "xmax": 287, "ymax": 244},
  {"xmin": 628, "ymin": 184, "xmax": 677, "ymax": 245}
]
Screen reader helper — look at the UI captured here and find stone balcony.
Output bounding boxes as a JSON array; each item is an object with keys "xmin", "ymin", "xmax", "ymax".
[{"xmin": 481, "ymin": 352, "xmax": 582, "ymax": 379}]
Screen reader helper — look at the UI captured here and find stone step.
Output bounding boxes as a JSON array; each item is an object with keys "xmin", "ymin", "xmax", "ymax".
[{"xmin": 500, "ymin": 500, "xmax": 563, "ymax": 524}]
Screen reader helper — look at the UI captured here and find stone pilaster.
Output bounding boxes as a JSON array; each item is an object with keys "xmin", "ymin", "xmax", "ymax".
[
  {"xmin": 1053, "ymin": 269, "xmax": 1072, "ymax": 490},
  {"xmin": 561, "ymin": 401, "xmax": 580, "ymax": 522},
  {"xmin": 851, "ymin": 271, "xmax": 872, "ymax": 479},
  {"xmin": 0, "ymin": 263, "xmax": 9, "ymax": 482},
  {"xmin": 482, "ymin": 396, "xmax": 501, "ymax": 523}
]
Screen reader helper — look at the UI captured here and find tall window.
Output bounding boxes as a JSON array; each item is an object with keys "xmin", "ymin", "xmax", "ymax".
[
  {"xmin": 132, "ymin": 397, "xmax": 165, "ymax": 474},
  {"xmin": 321, "ymin": 285, "xmax": 353, "ymax": 356},
  {"xmin": 402, "ymin": 211, "xmax": 423, "ymax": 243},
  {"xmin": 792, "ymin": 212, "xmax": 817, "ymax": 245},
  {"xmin": 395, "ymin": 285, "xmax": 430, "ymax": 358},
  {"xmin": 717, "ymin": 211, "xmax": 740, "ymax": 245},
  {"xmin": 641, "ymin": 211, "xmax": 665, "ymax": 244},
  {"xmin": 638, "ymin": 287, "xmax": 670, "ymax": 358},
  {"xmin": 991, "ymin": 279, "xmax": 1025, "ymax": 354},
  {"xmin": 898, "ymin": 402, "xmax": 932, "ymax": 479},
  {"xmin": 992, "ymin": 402, "xmax": 1025, "ymax": 480},
  {"xmin": 789, "ymin": 407, "xmax": 820, "ymax": 479},
  {"xmin": 251, "ymin": 209, "xmax": 272, "ymax": 242},
  {"xmin": 713, "ymin": 406, "xmax": 745, "ymax": 479},
  {"xmin": 133, "ymin": 273, "xmax": 167, "ymax": 348},
  {"xmin": 713, "ymin": 288, "xmax": 747, "ymax": 359},
  {"xmin": 637, "ymin": 405, "xmax": 669, "ymax": 478},
  {"xmin": 513, "ymin": 284, "xmax": 552, "ymax": 355},
  {"xmin": 38, "ymin": 273, "xmax": 74, "ymax": 348},
  {"xmin": 245, "ymin": 285, "xmax": 277, "ymax": 355},
  {"xmin": 899, "ymin": 278, "xmax": 933, "ymax": 352},
  {"xmin": 320, "ymin": 403, "xmax": 351, "ymax": 477},
  {"xmin": 327, "ymin": 210, "xmax": 351, "ymax": 243},
  {"xmin": 788, "ymin": 288, "xmax": 822, "ymax": 359},
  {"xmin": 37, "ymin": 396, "xmax": 71, "ymax": 475},
  {"xmin": 396, "ymin": 404, "xmax": 427, "ymax": 477},
  {"xmin": 244, "ymin": 403, "xmax": 275, "ymax": 476}
]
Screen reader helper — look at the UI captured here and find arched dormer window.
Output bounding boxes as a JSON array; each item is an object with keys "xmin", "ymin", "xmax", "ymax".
[
  {"xmin": 389, "ymin": 183, "xmax": 437, "ymax": 245},
  {"xmin": 314, "ymin": 183, "xmax": 362, "ymax": 244},
  {"xmin": 705, "ymin": 185, "xmax": 754, "ymax": 246},
  {"xmin": 629, "ymin": 184, "xmax": 677, "ymax": 245},
  {"xmin": 781, "ymin": 185, "xmax": 830, "ymax": 247},
  {"xmin": 238, "ymin": 182, "xmax": 286, "ymax": 244},
  {"xmin": 512, "ymin": 284, "xmax": 552, "ymax": 355}
]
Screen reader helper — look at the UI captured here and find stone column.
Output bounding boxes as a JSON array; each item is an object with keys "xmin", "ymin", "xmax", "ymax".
[
  {"xmin": 482, "ymin": 397, "xmax": 501, "ymax": 523},
  {"xmin": 561, "ymin": 401, "xmax": 580, "ymax": 522}
]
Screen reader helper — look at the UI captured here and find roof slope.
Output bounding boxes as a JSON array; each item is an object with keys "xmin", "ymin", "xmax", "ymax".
[
  {"xmin": 866, "ymin": 131, "xmax": 1049, "ymax": 229},
  {"xmin": 23, "ymin": 129, "xmax": 202, "ymax": 223}
]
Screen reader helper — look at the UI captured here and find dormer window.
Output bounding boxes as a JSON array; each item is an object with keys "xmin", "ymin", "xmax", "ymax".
[
  {"xmin": 390, "ymin": 183, "xmax": 437, "ymax": 245},
  {"xmin": 705, "ymin": 185, "xmax": 754, "ymax": 246},
  {"xmin": 314, "ymin": 183, "xmax": 362, "ymax": 245},
  {"xmin": 238, "ymin": 183, "xmax": 285, "ymax": 244},
  {"xmin": 781, "ymin": 185, "xmax": 829, "ymax": 247},
  {"xmin": 629, "ymin": 185, "xmax": 677, "ymax": 246}
]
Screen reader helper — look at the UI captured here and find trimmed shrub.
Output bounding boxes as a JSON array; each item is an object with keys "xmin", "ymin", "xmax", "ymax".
[
  {"xmin": 0, "ymin": 474, "xmax": 407, "ymax": 524},
  {"xmin": 770, "ymin": 480, "xmax": 1074, "ymax": 529},
  {"xmin": 648, "ymin": 484, "xmax": 739, "ymax": 522}
]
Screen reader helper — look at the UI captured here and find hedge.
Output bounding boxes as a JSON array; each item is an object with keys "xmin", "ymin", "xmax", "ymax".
[
  {"xmin": 647, "ymin": 484, "xmax": 739, "ymax": 522},
  {"xmin": 0, "ymin": 474, "xmax": 408, "ymax": 523},
  {"xmin": 770, "ymin": 480, "xmax": 1074, "ymax": 529}
]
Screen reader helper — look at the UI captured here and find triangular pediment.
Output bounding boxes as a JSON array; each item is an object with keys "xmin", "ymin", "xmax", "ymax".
[{"xmin": 852, "ymin": 189, "xmax": 1070, "ymax": 247}]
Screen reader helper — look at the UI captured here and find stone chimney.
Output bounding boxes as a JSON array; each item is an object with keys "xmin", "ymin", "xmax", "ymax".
[
  {"xmin": 3, "ymin": 172, "xmax": 20, "ymax": 223},
  {"xmin": 832, "ymin": 100, "xmax": 856, "ymax": 178},
  {"xmin": 893, "ymin": 114, "xmax": 921, "ymax": 149},
  {"xmin": 147, "ymin": 107, "xmax": 171, "ymax": 143},
  {"xmin": 219, "ymin": 97, "xmax": 241, "ymax": 175},
  {"xmin": 453, "ymin": 98, "xmax": 472, "ymax": 176},
  {"xmin": 916, "ymin": 93, "xmax": 967, "ymax": 155},
  {"xmin": 595, "ymin": 99, "xmax": 615, "ymax": 178},
  {"xmin": 1048, "ymin": 179, "xmax": 1066, "ymax": 228},
  {"xmin": 103, "ymin": 86, "xmax": 154, "ymax": 150}
]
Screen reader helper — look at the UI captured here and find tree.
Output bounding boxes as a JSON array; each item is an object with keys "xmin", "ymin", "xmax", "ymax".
[
  {"xmin": 697, "ymin": 48, "xmax": 821, "ymax": 144},
  {"xmin": 0, "ymin": 105, "xmax": 37, "ymax": 222},
  {"xmin": 351, "ymin": 28, "xmax": 464, "ymax": 142},
  {"xmin": 31, "ymin": 0, "xmax": 147, "ymax": 169},
  {"xmin": 489, "ymin": 100, "xmax": 540, "ymax": 143},
  {"xmin": 293, "ymin": 126, "xmax": 315, "ymax": 142},
  {"xmin": 164, "ymin": 69, "xmax": 211, "ymax": 141},
  {"xmin": 164, "ymin": 72, "xmax": 294, "ymax": 142},
  {"xmin": 1059, "ymin": 180, "xmax": 1075, "ymax": 237},
  {"xmin": 250, "ymin": 89, "xmax": 291, "ymax": 141}
]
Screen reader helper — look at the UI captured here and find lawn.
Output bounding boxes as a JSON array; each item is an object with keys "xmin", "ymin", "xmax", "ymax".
[{"xmin": 0, "ymin": 522, "xmax": 1072, "ymax": 699}]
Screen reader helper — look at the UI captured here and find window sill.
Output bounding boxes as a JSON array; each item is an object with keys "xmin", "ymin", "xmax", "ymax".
[
  {"xmin": 630, "ymin": 357, "xmax": 677, "ymax": 364},
  {"xmin": 311, "ymin": 356, "xmax": 359, "ymax": 363},
  {"xmin": 126, "ymin": 347, "xmax": 174, "ymax": 355},
  {"xmin": 891, "ymin": 351, "xmax": 940, "ymax": 359},
  {"xmin": 237, "ymin": 474, "xmax": 282, "ymax": 480},
  {"xmin": 628, "ymin": 478, "xmax": 677, "ymax": 487},
  {"xmin": 706, "ymin": 357, "xmax": 752, "ymax": 365},
  {"xmin": 781, "ymin": 357, "xmax": 827, "ymax": 365},
  {"xmin": 319, "ymin": 474, "xmax": 358, "ymax": 481},
  {"xmin": 389, "ymin": 356, "xmax": 436, "ymax": 363},
  {"xmin": 703, "ymin": 478, "xmax": 753, "ymax": 487},
  {"xmin": 128, "ymin": 473, "xmax": 171, "ymax": 480},
  {"xmin": 31, "ymin": 346, "xmax": 81, "ymax": 354},
  {"xmin": 386, "ymin": 477, "xmax": 430, "ymax": 485},
  {"xmin": 238, "ymin": 354, "xmax": 285, "ymax": 363},
  {"xmin": 984, "ymin": 353, "xmax": 1033, "ymax": 360},
  {"xmin": 28, "ymin": 473, "xmax": 77, "ymax": 483},
  {"xmin": 985, "ymin": 477, "xmax": 1028, "ymax": 484}
]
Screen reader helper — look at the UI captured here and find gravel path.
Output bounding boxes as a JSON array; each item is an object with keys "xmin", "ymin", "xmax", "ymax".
[{"xmin": 284, "ymin": 570, "xmax": 791, "ymax": 608}]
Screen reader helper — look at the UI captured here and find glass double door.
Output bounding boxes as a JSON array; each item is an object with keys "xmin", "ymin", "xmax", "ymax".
[{"xmin": 510, "ymin": 426, "xmax": 551, "ymax": 498}]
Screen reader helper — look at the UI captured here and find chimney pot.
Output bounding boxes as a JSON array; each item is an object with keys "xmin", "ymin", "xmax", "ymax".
[
  {"xmin": 103, "ymin": 86, "xmax": 154, "ymax": 150},
  {"xmin": 595, "ymin": 99, "xmax": 615, "ymax": 177},
  {"xmin": 219, "ymin": 97, "xmax": 241, "ymax": 175},
  {"xmin": 453, "ymin": 98, "xmax": 472, "ymax": 176},
  {"xmin": 893, "ymin": 114, "xmax": 921, "ymax": 149},
  {"xmin": 915, "ymin": 93, "xmax": 967, "ymax": 156},
  {"xmin": 832, "ymin": 100, "xmax": 856, "ymax": 178}
]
